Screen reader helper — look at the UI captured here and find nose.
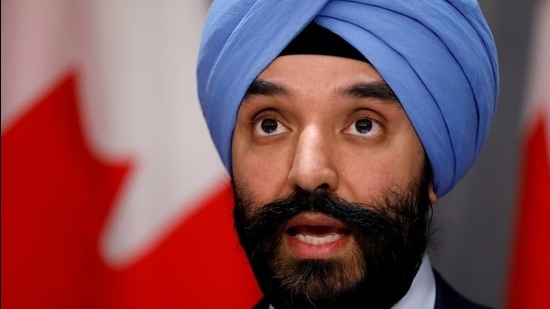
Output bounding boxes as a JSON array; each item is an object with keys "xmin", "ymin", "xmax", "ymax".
[{"xmin": 287, "ymin": 126, "xmax": 338, "ymax": 193}]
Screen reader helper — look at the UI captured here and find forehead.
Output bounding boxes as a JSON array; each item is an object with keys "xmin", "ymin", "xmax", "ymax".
[
  {"xmin": 258, "ymin": 54, "xmax": 381, "ymax": 81},
  {"xmin": 246, "ymin": 54, "xmax": 383, "ymax": 100},
  {"xmin": 241, "ymin": 54, "xmax": 400, "ymax": 107}
]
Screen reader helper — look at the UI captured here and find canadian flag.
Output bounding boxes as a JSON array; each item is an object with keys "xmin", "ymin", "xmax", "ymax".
[
  {"xmin": 506, "ymin": 0, "xmax": 550, "ymax": 308},
  {"xmin": 1, "ymin": 1, "xmax": 260, "ymax": 308}
]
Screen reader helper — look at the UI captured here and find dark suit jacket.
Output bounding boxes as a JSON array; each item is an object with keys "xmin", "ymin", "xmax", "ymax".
[{"xmin": 253, "ymin": 270, "xmax": 493, "ymax": 309}]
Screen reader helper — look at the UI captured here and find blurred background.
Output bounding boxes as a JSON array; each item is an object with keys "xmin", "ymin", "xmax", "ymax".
[{"xmin": 2, "ymin": 0, "xmax": 548, "ymax": 308}]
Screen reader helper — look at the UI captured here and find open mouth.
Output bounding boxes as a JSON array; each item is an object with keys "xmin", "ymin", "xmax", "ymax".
[
  {"xmin": 284, "ymin": 212, "xmax": 352, "ymax": 258},
  {"xmin": 287, "ymin": 225, "xmax": 349, "ymax": 245}
]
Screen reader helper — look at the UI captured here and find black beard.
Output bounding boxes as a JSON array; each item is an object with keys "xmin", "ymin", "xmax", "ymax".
[{"xmin": 233, "ymin": 165, "xmax": 433, "ymax": 309}]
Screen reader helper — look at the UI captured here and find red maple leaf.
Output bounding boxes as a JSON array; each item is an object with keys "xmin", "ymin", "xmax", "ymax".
[
  {"xmin": 2, "ymin": 72, "xmax": 131, "ymax": 308},
  {"xmin": 1, "ymin": 72, "xmax": 261, "ymax": 308}
]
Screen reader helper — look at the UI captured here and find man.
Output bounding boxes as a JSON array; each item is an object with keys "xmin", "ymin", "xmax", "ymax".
[{"xmin": 197, "ymin": 1, "xmax": 498, "ymax": 308}]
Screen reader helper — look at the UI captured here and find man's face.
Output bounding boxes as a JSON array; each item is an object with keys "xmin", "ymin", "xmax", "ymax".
[{"xmin": 231, "ymin": 54, "xmax": 437, "ymax": 308}]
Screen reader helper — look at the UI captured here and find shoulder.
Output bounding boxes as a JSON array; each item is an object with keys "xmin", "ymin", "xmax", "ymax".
[{"xmin": 433, "ymin": 269, "xmax": 493, "ymax": 309}]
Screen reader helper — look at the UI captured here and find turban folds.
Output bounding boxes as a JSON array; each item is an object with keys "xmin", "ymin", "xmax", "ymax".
[{"xmin": 197, "ymin": 0, "xmax": 499, "ymax": 197}]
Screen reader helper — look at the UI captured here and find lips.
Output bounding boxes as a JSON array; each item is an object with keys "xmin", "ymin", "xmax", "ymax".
[{"xmin": 284, "ymin": 212, "xmax": 351, "ymax": 258}]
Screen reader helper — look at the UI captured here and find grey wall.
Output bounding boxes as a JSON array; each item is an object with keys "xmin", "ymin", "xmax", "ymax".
[{"xmin": 430, "ymin": 1, "xmax": 536, "ymax": 308}]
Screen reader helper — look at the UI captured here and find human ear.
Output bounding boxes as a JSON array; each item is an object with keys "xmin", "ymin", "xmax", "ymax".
[{"xmin": 428, "ymin": 182, "xmax": 438, "ymax": 205}]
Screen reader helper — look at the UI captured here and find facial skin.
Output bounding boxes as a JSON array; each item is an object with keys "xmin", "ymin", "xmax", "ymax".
[{"xmin": 231, "ymin": 54, "xmax": 438, "ymax": 308}]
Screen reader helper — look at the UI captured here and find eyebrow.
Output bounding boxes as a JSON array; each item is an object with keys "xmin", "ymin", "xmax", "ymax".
[
  {"xmin": 243, "ymin": 79, "xmax": 290, "ymax": 100},
  {"xmin": 243, "ymin": 79, "xmax": 401, "ymax": 106},
  {"xmin": 339, "ymin": 81, "xmax": 400, "ymax": 104}
]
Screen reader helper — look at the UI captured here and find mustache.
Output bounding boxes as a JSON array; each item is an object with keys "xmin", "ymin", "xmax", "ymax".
[{"xmin": 234, "ymin": 187, "xmax": 430, "ymax": 250}]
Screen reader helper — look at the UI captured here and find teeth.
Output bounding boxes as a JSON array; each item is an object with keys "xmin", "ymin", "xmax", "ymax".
[{"xmin": 296, "ymin": 233, "xmax": 341, "ymax": 245}]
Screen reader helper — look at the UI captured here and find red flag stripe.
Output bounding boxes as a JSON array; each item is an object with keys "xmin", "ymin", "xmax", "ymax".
[{"xmin": 507, "ymin": 113, "xmax": 550, "ymax": 308}]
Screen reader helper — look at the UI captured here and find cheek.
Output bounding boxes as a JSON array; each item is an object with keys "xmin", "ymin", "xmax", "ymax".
[
  {"xmin": 339, "ymin": 159, "xmax": 394, "ymax": 201},
  {"xmin": 337, "ymin": 141, "xmax": 424, "ymax": 201},
  {"xmin": 232, "ymin": 143, "xmax": 292, "ymax": 205}
]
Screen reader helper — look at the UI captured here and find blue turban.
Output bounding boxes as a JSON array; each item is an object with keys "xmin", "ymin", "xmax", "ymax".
[{"xmin": 197, "ymin": 0, "xmax": 499, "ymax": 197}]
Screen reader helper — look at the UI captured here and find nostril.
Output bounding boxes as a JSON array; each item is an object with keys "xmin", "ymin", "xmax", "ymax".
[
  {"xmin": 317, "ymin": 183, "xmax": 329, "ymax": 190},
  {"xmin": 313, "ymin": 183, "xmax": 330, "ymax": 195}
]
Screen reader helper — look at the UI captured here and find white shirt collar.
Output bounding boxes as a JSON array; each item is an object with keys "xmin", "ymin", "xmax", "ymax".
[
  {"xmin": 268, "ymin": 254, "xmax": 436, "ymax": 309},
  {"xmin": 391, "ymin": 254, "xmax": 436, "ymax": 309}
]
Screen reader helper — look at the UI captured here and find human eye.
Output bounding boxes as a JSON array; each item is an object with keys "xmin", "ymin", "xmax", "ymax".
[
  {"xmin": 253, "ymin": 113, "xmax": 289, "ymax": 137},
  {"xmin": 344, "ymin": 116, "xmax": 382, "ymax": 137}
]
